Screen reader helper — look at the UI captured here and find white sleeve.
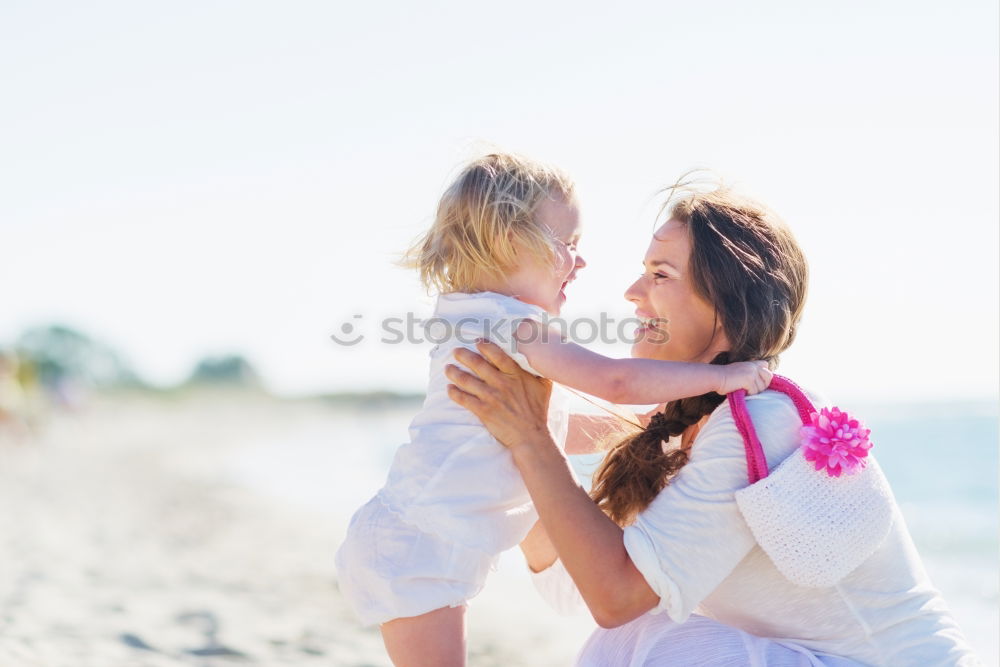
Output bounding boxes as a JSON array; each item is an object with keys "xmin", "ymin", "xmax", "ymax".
[
  {"xmin": 508, "ymin": 315, "xmax": 545, "ymax": 377},
  {"xmin": 622, "ymin": 391, "xmax": 804, "ymax": 623},
  {"xmin": 528, "ymin": 557, "xmax": 587, "ymax": 616},
  {"xmin": 459, "ymin": 312, "xmax": 543, "ymax": 376}
]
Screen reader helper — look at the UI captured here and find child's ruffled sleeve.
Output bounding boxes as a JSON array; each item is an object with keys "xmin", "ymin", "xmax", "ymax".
[{"xmin": 507, "ymin": 312, "xmax": 547, "ymax": 377}]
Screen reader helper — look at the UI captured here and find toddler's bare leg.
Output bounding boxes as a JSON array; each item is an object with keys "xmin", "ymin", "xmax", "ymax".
[{"xmin": 380, "ymin": 604, "xmax": 467, "ymax": 667}]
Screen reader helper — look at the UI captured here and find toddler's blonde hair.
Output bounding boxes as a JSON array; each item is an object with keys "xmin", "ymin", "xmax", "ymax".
[{"xmin": 402, "ymin": 152, "xmax": 575, "ymax": 294}]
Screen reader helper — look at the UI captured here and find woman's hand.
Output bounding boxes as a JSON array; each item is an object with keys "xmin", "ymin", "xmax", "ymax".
[{"xmin": 444, "ymin": 340, "xmax": 554, "ymax": 454}]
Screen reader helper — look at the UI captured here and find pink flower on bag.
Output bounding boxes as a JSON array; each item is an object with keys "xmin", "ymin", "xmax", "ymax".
[{"xmin": 800, "ymin": 407, "xmax": 873, "ymax": 477}]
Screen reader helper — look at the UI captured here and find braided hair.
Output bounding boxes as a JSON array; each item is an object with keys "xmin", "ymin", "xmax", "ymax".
[{"xmin": 590, "ymin": 181, "xmax": 808, "ymax": 526}]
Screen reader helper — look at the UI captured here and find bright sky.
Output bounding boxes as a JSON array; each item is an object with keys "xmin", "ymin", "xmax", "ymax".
[{"xmin": 2, "ymin": 1, "xmax": 998, "ymax": 402}]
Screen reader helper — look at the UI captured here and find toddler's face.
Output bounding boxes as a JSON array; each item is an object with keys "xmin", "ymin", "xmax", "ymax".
[{"xmin": 508, "ymin": 195, "xmax": 586, "ymax": 315}]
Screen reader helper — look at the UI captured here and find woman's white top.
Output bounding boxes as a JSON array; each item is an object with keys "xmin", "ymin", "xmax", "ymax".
[
  {"xmin": 379, "ymin": 291, "xmax": 570, "ymax": 555},
  {"xmin": 531, "ymin": 388, "xmax": 979, "ymax": 666}
]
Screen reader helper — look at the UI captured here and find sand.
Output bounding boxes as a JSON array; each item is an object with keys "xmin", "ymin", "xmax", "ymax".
[
  {"xmin": 9, "ymin": 391, "xmax": 988, "ymax": 666},
  {"xmin": 0, "ymin": 391, "xmax": 595, "ymax": 666}
]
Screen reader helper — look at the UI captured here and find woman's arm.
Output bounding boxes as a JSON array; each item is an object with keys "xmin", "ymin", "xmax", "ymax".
[
  {"xmin": 515, "ymin": 321, "xmax": 770, "ymax": 404},
  {"xmin": 446, "ymin": 341, "xmax": 660, "ymax": 628},
  {"xmin": 505, "ymin": 430, "xmax": 660, "ymax": 628},
  {"xmin": 527, "ymin": 411, "xmax": 636, "ymax": 564},
  {"xmin": 520, "ymin": 521, "xmax": 592, "ymax": 616}
]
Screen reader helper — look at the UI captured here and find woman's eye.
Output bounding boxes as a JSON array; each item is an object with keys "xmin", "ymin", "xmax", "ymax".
[{"xmin": 653, "ymin": 272, "xmax": 669, "ymax": 281}]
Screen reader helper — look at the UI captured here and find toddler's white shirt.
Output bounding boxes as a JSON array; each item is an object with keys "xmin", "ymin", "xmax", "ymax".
[{"xmin": 379, "ymin": 291, "xmax": 570, "ymax": 555}]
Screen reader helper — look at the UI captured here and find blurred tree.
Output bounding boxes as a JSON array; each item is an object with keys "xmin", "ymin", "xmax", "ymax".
[
  {"xmin": 186, "ymin": 354, "xmax": 260, "ymax": 387},
  {"xmin": 14, "ymin": 324, "xmax": 144, "ymax": 390}
]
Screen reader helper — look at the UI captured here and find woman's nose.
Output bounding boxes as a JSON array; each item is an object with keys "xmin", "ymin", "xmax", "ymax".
[
  {"xmin": 624, "ymin": 276, "xmax": 644, "ymax": 304},
  {"xmin": 575, "ymin": 253, "xmax": 587, "ymax": 270}
]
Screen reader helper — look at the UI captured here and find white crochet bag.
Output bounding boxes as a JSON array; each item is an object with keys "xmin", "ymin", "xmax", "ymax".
[{"xmin": 730, "ymin": 376, "xmax": 895, "ymax": 588}]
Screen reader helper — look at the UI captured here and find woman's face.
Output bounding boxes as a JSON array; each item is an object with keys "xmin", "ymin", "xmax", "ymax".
[{"xmin": 625, "ymin": 218, "xmax": 729, "ymax": 363}]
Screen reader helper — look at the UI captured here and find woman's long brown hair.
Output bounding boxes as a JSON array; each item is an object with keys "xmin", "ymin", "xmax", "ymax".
[{"xmin": 590, "ymin": 181, "xmax": 809, "ymax": 526}]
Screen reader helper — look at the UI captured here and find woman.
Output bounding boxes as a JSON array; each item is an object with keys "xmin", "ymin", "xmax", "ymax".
[{"xmin": 444, "ymin": 183, "xmax": 979, "ymax": 666}]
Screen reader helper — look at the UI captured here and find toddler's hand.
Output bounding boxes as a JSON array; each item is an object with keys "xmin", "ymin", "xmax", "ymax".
[{"xmin": 718, "ymin": 360, "xmax": 772, "ymax": 395}]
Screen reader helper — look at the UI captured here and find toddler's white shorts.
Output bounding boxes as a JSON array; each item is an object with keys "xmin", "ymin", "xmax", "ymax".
[{"xmin": 334, "ymin": 493, "xmax": 498, "ymax": 627}]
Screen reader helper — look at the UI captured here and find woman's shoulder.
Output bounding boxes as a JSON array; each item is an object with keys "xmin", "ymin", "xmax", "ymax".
[
  {"xmin": 703, "ymin": 380, "xmax": 828, "ymax": 430},
  {"xmin": 694, "ymin": 382, "xmax": 828, "ymax": 468}
]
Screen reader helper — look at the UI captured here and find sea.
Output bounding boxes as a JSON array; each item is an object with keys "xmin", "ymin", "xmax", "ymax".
[{"xmin": 229, "ymin": 395, "xmax": 999, "ymax": 665}]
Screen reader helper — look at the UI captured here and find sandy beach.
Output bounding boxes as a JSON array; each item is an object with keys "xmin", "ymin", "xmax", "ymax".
[
  {"xmin": 0, "ymin": 391, "xmax": 596, "ymax": 666},
  {"xmin": 2, "ymin": 390, "xmax": 994, "ymax": 666}
]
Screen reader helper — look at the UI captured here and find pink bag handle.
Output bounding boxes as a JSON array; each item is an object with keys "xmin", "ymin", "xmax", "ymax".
[{"xmin": 727, "ymin": 375, "xmax": 818, "ymax": 484}]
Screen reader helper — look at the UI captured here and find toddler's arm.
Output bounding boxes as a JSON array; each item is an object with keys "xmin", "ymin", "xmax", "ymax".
[{"xmin": 515, "ymin": 320, "xmax": 771, "ymax": 404}]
